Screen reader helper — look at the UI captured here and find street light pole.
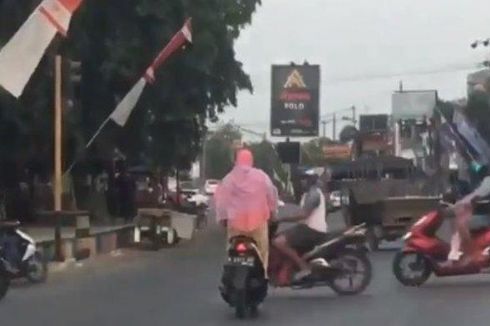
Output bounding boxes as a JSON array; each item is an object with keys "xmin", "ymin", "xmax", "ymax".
[
  {"xmin": 351, "ymin": 105, "xmax": 356, "ymax": 126},
  {"xmin": 322, "ymin": 120, "xmax": 327, "ymax": 138}
]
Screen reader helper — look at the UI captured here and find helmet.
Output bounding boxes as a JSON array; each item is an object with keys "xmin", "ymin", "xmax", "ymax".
[{"xmin": 299, "ymin": 168, "xmax": 323, "ymax": 187}]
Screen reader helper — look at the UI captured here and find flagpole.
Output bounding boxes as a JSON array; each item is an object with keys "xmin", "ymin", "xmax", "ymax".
[
  {"xmin": 54, "ymin": 54, "xmax": 64, "ymax": 262},
  {"xmin": 86, "ymin": 115, "xmax": 112, "ymax": 149},
  {"xmin": 54, "ymin": 55, "xmax": 63, "ymax": 212}
]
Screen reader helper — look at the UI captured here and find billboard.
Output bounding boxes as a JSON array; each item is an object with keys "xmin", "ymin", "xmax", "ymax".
[
  {"xmin": 392, "ymin": 90, "xmax": 437, "ymax": 121},
  {"xmin": 271, "ymin": 64, "xmax": 320, "ymax": 137},
  {"xmin": 359, "ymin": 114, "xmax": 389, "ymax": 133}
]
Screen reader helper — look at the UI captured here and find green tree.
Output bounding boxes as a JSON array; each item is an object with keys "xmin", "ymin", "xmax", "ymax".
[
  {"xmin": 69, "ymin": 0, "xmax": 261, "ymax": 170},
  {"xmin": 248, "ymin": 140, "xmax": 290, "ymax": 194},
  {"xmin": 0, "ymin": 0, "xmax": 262, "ymax": 213},
  {"xmin": 204, "ymin": 124, "xmax": 241, "ymax": 179},
  {"xmin": 301, "ymin": 137, "xmax": 335, "ymax": 166},
  {"xmin": 0, "ymin": 0, "xmax": 262, "ymax": 171},
  {"xmin": 339, "ymin": 125, "xmax": 358, "ymax": 144}
]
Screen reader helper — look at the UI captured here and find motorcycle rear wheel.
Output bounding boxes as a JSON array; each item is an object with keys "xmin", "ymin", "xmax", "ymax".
[
  {"xmin": 329, "ymin": 248, "xmax": 372, "ymax": 295},
  {"xmin": 234, "ymin": 290, "xmax": 248, "ymax": 319},
  {"xmin": 393, "ymin": 251, "xmax": 432, "ymax": 286}
]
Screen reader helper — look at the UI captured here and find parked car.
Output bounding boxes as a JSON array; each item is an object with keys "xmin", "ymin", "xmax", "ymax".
[
  {"xmin": 180, "ymin": 182, "xmax": 208, "ymax": 208},
  {"xmin": 204, "ymin": 179, "xmax": 220, "ymax": 195}
]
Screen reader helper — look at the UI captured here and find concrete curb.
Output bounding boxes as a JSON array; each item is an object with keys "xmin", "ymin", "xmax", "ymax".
[{"xmin": 37, "ymin": 210, "xmax": 198, "ymax": 263}]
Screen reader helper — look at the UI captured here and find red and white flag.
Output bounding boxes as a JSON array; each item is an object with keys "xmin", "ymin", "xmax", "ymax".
[
  {"xmin": 110, "ymin": 18, "xmax": 192, "ymax": 127},
  {"xmin": 0, "ymin": 0, "xmax": 83, "ymax": 98}
]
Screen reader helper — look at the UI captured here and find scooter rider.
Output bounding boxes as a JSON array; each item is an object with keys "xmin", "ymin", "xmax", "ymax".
[
  {"xmin": 214, "ymin": 149, "xmax": 279, "ymax": 277},
  {"xmin": 272, "ymin": 168, "xmax": 328, "ymax": 282}
]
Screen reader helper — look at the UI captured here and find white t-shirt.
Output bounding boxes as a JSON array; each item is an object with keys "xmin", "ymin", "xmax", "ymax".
[{"xmin": 300, "ymin": 186, "xmax": 328, "ymax": 233}]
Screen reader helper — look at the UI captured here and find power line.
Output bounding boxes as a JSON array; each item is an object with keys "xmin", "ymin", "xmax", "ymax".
[{"xmin": 327, "ymin": 61, "xmax": 480, "ymax": 84}]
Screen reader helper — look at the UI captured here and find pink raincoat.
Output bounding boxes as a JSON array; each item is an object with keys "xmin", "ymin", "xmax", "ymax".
[{"xmin": 215, "ymin": 149, "xmax": 278, "ymax": 232}]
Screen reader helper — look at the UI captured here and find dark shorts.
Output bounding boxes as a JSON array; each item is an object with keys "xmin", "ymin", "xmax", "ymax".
[{"xmin": 282, "ymin": 224, "xmax": 326, "ymax": 255}]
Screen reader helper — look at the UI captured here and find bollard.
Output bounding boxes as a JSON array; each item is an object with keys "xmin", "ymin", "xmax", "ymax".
[
  {"xmin": 74, "ymin": 215, "xmax": 92, "ymax": 260},
  {"xmin": 75, "ymin": 215, "xmax": 90, "ymax": 238}
]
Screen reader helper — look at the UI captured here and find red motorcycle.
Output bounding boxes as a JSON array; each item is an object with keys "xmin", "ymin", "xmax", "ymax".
[{"xmin": 393, "ymin": 201, "xmax": 490, "ymax": 286}]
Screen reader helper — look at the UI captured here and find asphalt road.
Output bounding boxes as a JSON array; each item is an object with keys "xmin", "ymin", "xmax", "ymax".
[{"xmin": 3, "ymin": 212, "xmax": 490, "ymax": 325}]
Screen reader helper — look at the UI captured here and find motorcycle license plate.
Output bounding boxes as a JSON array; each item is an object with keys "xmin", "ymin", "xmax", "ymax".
[{"xmin": 227, "ymin": 256, "xmax": 255, "ymax": 266}]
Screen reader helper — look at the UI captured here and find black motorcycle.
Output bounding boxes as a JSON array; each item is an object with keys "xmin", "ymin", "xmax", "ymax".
[
  {"xmin": 220, "ymin": 235, "xmax": 267, "ymax": 319},
  {"xmin": 220, "ymin": 222, "xmax": 372, "ymax": 319}
]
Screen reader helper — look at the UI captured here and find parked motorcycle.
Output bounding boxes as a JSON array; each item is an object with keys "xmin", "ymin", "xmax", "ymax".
[
  {"xmin": 220, "ymin": 222, "xmax": 372, "ymax": 319},
  {"xmin": 0, "ymin": 221, "xmax": 47, "ymax": 283},
  {"xmin": 393, "ymin": 200, "xmax": 490, "ymax": 286}
]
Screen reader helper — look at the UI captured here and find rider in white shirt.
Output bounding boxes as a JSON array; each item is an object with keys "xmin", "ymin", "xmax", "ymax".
[{"xmin": 272, "ymin": 169, "xmax": 328, "ymax": 282}]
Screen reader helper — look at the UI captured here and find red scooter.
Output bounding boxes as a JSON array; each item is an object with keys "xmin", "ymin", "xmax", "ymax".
[{"xmin": 393, "ymin": 200, "xmax": 490, "ymax": 286}]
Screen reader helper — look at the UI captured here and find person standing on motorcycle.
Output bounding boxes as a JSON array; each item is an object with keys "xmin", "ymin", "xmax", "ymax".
[
  {"xmin": 214, "ymin": 149, "xmax": 279, "ymax": 277},
  {"xmin": 447, "ymin": 164, "xmax": 490, "ymax": 263},
  {"xmin": 272, "ymin": 169, "xmax": 327, "ymax": 282}
]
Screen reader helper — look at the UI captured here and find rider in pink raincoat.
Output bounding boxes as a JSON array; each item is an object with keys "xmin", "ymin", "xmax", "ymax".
[{"xmin": 214, "ymin": 149, "xmax": 279, "ymax": 275}]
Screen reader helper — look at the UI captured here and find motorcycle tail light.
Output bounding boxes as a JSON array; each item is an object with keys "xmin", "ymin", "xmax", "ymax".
[{"xmin": 235, "ymin": 243, "xmax": 248, "ymax": 253}]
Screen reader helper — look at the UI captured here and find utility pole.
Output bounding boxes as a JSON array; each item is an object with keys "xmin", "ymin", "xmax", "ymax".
[
  {"xmin": 351, "ymin": 105, "xmax": 356, "ymax": 126},
  {"xmin": 332, "ymin": 113, "xmax": 337, "ymax": 141},
  {"xmin": 321, "ymin": 120, "xmax": 327, "ymax": 138}
]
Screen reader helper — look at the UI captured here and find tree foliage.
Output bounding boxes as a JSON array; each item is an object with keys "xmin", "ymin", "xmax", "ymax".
[
  {"xmin": 339, "ymin": 125, "xmax": 358, "ymax": 144},
  {"xmin": 301, "ymin": 137, "xmax": 335, "ymax": 167},
  {"xmin": 204, "ymin": 124, "xmax": 241, "ymax": 179},
  {"xmin": 0, "ymin": 0, "xmax": 262, "ymax": 178}
]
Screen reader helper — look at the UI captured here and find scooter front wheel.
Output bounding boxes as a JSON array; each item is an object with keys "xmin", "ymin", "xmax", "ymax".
[
  {"xmin": 393, "ymin": 251, "xmax": 431, "ymax": 286},
  {"xmin": 26, "ymin": 252, "xmax": 48, "ymax": 283}
]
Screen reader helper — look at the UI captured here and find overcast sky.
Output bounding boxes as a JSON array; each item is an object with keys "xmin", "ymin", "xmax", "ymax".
[{"xmin": 219, "ymin": 0, "xmax": 490, "ymax": 138}]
